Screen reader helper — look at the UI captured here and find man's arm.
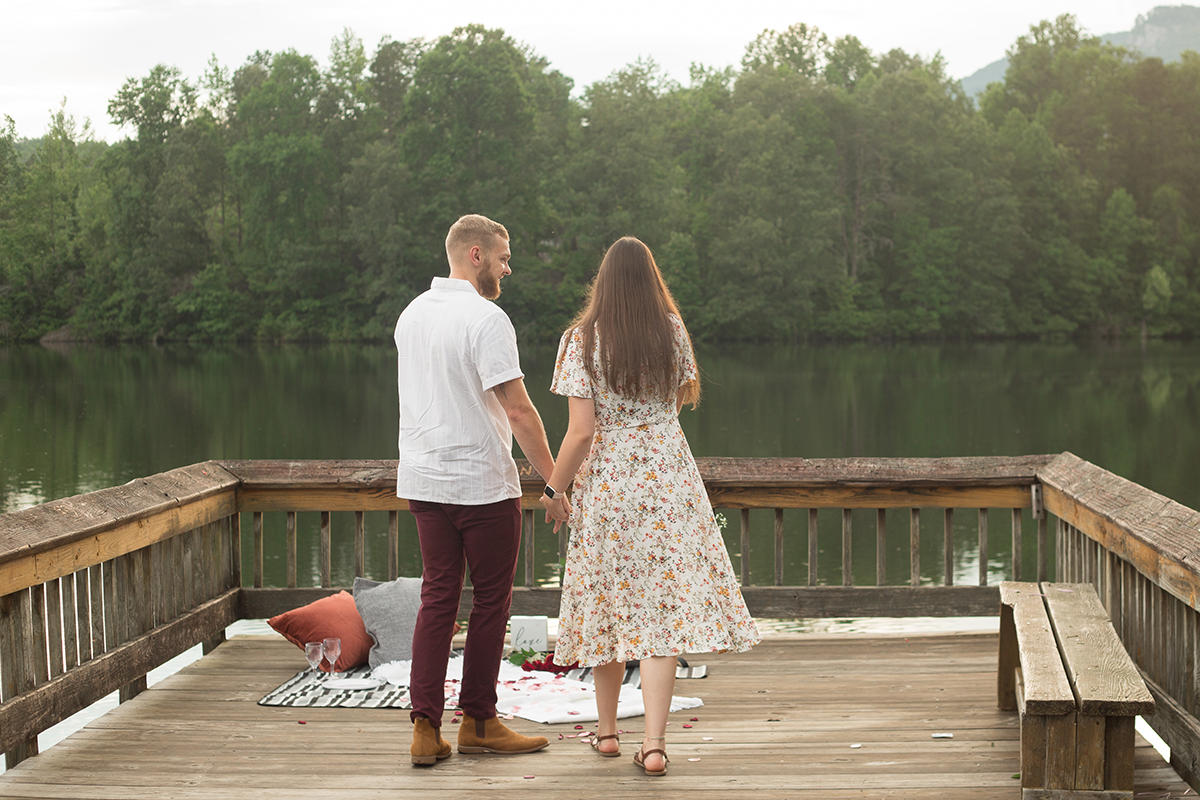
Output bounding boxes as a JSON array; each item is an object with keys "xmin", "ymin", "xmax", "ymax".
[{"xmin": 493, "ymin": 376, "xmax": 555, "ymax": 481}]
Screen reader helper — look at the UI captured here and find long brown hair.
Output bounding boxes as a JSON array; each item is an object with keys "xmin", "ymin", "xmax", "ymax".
[{"xmin": 570, "ymin": 237, "xmax": 700, "ymax": 407}]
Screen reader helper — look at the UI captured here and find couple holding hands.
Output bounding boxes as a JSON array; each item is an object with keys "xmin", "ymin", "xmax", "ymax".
[{"xmin": 395, "ymin": 214, "xmax": 760, "ymax": 777}]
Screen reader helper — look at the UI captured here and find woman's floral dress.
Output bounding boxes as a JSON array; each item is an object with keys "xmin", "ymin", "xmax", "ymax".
[{"xmin": 551, "ymin": 316, "xmax": 761, "ymax": 667}]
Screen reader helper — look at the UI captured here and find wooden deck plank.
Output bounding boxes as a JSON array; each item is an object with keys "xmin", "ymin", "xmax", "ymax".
[{"xmin": 0, "ymin": 633, "xmax": 1190, "ymax": 800}]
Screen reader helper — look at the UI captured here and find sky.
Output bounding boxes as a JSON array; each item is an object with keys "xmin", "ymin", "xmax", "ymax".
[{"xmin": 1, "ymin": 0, "xmax": 1166, "ymax": 143}]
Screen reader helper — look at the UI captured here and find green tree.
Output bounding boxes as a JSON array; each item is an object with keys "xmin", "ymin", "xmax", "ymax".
[{"xmin": 0, "ymin": 109, "xmax": 97, "ymax": 339}]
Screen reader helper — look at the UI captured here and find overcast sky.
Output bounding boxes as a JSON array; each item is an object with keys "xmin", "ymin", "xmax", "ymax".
[{"xmin": 1, "ymin": 0, "xmax": 1163, "ymax": 142}]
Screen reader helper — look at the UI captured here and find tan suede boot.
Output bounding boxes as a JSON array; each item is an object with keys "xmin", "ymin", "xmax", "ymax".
[
  {"xmin": 411, "ymin": 717, "xmax": 452, "ymax": 765},
  {"xmin": 456, "ymin": 714, "xmax": 549, "ymax": 754}
]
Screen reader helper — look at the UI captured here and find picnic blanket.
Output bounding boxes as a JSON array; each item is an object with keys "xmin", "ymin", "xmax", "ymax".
[{"xmin": 259, "ymin": 654, "xmax": 704, "ymax": 723}]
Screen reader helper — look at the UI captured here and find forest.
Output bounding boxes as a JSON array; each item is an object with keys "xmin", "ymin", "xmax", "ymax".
[{"xmin": 1, "ymin": 17, "xmax": 1198, "ymax": 343}]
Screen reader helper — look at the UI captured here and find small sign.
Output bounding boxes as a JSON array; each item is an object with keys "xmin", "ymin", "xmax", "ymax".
[{"xmin": 510, "ymin": 615, "xmax": 548, "ymax": 651}]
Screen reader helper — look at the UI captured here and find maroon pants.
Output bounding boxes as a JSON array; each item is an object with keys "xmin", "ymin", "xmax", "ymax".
[{"xmin": 407, "ymin": 497, "xmax": 522, "ymax": 727}]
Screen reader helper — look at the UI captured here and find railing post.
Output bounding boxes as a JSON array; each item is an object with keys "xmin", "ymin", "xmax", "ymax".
[
  {"xmin": 910, "ymin": 508, "xmax": 920, "ymax": 587},
  {"xmin": 943, "ymin": 508, "xmax": 954, "ymax": 586},
  {"xmin": 807, "ymin": 509, "xmax": 818, "ymax": 586},
  {"xmin": 253, "ymin": 511, "xmax": 264, "ymax": 589},
  {"xmin": 286, "ymin": 511, "xmax": 298, "ymax": 588},
  {"xmin": 87, "ymin": 564, "xmax": 103, "ymax": 661},
  {"xmin": 1055, "ymin": 517, "xmax": 1064, "ymax": 581},
  {"xmin": 876, "ymin": 509, "xmax": 887, "ymax": 586},
  {"xmin": 2, "ymin": 589, "xmax": 39, "ymax": 768},
  {"xmin": 63, "ymin": 572, "xmax": 79, "ymax": 671},
  {"xmin": 230, "ymin": 510, "xmax": 242, "ymax": 591},
  {"xmin": 151, "ymin": 540, "xmax": 167, "ymax": 629},
  {"xmin": 842, "ymin": 509, "xmax": 853, "ymax": 587},
  {"xmin": 117, "ymin": 551, "xmax": 148, "ymax": 703},
  {"xmin": 1037, "ymin": 514, "xmax": 1048, "ymax": 583},
  {"xmin": 773, "ymin": 509, "xmax": 784, "ymax": 587},
  {"xmin": 1011, "ymin": 508, "xmax": 1022, "ymax": 582},
  {"xmin": 740, "ymin": 509, "xmax": 751, "ymax": 586},
  {"xmin": 320, "ymin": 511, "xmax": 332, "ymax": 587},
  {"xmin": 524, "ymin": 508, "xmax": 535, "ymax": 587},
  {"xmin": 355, "ymin": 510, "xmax": 366, "ymax": 578},
  {"xmin": 47, "ymin": 579, "xmax": 64, "ymax": 680},
  {"xmin": 977, "ymin": 509, "xmax": 988, "ymax": 586},
  {"xmin": 388, "ymin": 511, "xmax": 400, "ymax": 581}
]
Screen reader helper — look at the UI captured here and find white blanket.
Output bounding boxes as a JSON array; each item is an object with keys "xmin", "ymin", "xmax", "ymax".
[{"xmin": 371, "ymin": 655, "xmax": 703, "ymax": 725}]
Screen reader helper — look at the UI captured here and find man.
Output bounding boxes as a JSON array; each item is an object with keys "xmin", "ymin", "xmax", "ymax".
[{"xmin": 395, "ymin": 214, "xmax": 555, "ymax": 766}]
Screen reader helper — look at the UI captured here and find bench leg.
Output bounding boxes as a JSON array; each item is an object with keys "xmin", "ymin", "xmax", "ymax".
[
  {"xmin": 1103, "ymin": 716, "xmax": 1135, "ymax": 792},
  {"xmin": 1045, "ymin": 712, "xmax": 1077, "ymax": 790},
  {"xmin": 1076, "ymin": 713, "xmax": 1105, "ymax": 790},
  {"xmin": 999, "ymin": 602, "xmax": 1018, "ymax": 710},
  {"xmin": 1022, "ymin": 713, "xmax": 1049, "ymax": 789},
  {"xmin": 1020, "ymin": 710, "xmax": 1078, "ymax": 791}
]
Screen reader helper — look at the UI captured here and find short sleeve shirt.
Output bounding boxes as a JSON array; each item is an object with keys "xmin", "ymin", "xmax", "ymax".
[
  {"xmin": 394, "ymin": 277, "xmax": 524, "ymax": 504},
  {"xmin": 550, "ymin": 314, "xmax": 697, "ymax": 430}
]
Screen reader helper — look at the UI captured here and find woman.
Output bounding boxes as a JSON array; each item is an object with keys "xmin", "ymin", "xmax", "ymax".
[{"xmin": 540, "ymin": 236, "xmax": 760, "ymax": 777}]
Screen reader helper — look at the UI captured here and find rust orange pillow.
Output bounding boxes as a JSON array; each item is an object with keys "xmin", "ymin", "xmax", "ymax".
[{"xmin": 267, "ymin": 590, "xmax": 372, "ymax": 672}]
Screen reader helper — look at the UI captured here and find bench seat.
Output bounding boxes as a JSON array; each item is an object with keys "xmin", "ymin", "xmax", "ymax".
[{"xmin": 998, "ymin": 581, "xmax": 1155, "ymax": 799}]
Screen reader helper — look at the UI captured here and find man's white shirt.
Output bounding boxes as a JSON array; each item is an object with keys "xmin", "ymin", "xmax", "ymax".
[{"xmin": 394, "ymin": 277, "xmax": 524, "ymax": 504}]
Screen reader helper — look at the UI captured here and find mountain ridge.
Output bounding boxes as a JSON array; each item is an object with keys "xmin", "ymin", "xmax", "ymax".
[{"xmin": 960, "ymin": 4, "xmax": 1200, "ymax": 97}]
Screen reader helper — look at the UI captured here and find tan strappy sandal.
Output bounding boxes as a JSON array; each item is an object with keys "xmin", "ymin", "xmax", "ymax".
[
  {"xmin": 633, "ymin": 737, "xmax": 668, "ymax": 776},
  {"xmin": 590, "ymin": 733, "xmax": 620, "ymax": 757}
]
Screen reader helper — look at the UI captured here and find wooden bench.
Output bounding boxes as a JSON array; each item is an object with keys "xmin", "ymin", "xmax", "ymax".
[{"xmin": 998, "ymin": 581, "xmax": 1156, "ymax": 799}]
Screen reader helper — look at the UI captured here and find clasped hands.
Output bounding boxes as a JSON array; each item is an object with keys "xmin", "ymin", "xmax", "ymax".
[{"xmin": 540, "ymin": 491, "xmax": 570, "ymax": 533}]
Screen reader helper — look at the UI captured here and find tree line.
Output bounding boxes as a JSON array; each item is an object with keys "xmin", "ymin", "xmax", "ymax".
[{"xmin": 1, "ymin": 17, "xmax": 1198, "ymax": 344}]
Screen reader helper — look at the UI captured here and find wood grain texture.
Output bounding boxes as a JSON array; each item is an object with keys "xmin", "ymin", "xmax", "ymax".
[
  {"xmin": 1045, "ymin": 711, "xmax": 1077, "ymax": 789},
  {"xmin": 0, "ymin": 462, "xmax": 239, "ymax": 567},
  {"xmin": 1074, "ymin": 713, "xmax": 1105, "ymax": 790},
  {"xmin": 238, "ymin": 584, "xmax": 1004, "ymax": 624},
  {"xmin": 1038, "ymin": 451, "xmax": 1200, "ymax": 612},
  {"xmin": 1041, "ymin": 583, "xmax": 1155, "ymax": 717},
  {"xmin": 1, "ymin": 632, "xmax": 1188, "ymax": 800},
  {"xmin": 219, "ymin": 456, "xmax": 1046, "ymax": 511},
  {"xmin": 0, "ymin": 479, "xmax": 238, "ymax": 598},
  {"xmin": 219, "ymin": 455, "xmax": 1055, "ymax": 488},
  {"xmin": 999, "ymin": 583, "xmax": 1075, "ymax": 716},
  {"xmin": 0, "ymin": 589, "xmax": 238, "ymax": 755}
]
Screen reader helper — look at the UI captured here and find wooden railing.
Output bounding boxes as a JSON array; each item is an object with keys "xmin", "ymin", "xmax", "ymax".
[
  {"xmin": 1038, "ymin": 453, "xmax": 1200, "ymax": 792},
  {"xmin": 0, "ymin": 453, "xmax": 1196, "ymax": 790},
  {"xmin": 224, "ymin": 455, "xmax": 1054, "ymax": 619},
  {"xmin": 0, "ymin": 463, "xmax": 242, "ymax": 768}
]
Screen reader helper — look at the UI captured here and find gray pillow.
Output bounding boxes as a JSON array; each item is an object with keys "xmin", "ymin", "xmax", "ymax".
[{"xmin": 353, "ymin": 576, "xmax": 423, "ymax": 668}]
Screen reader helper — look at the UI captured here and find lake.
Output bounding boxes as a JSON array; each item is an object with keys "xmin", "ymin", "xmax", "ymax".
[{"xmin": 3, "ymin": 339, "xmax": 1198, "ymax": 587}]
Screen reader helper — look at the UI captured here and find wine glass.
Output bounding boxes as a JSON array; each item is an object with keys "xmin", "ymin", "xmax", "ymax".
[
  {"xmin": 322, "ymin": 637, "xmax": 342, "ymax": 681},
  {"xmin": 304, "ymin": 642, "xmax": 324, "ymax": 681}
]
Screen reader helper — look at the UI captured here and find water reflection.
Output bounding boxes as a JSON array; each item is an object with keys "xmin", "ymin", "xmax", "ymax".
[{"xmin": 3, "ymin": 340, "xmax": 1198, "ymax": 587}]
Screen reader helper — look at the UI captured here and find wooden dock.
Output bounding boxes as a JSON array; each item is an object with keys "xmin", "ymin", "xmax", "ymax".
[{"xmin": 0, "ymin": 631, "xmax": 1189, "ymax": 799}]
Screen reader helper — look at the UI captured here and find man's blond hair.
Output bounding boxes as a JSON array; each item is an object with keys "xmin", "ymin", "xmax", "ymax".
[{"xmin": 445, "ymin": 214, "xmax": 509, "ymax": 260}]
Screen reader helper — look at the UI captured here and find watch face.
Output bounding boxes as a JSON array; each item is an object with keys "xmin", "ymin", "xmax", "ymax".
[{"xmin": 543, "ymin": 485, "xmax": 555, "ymax": 499}]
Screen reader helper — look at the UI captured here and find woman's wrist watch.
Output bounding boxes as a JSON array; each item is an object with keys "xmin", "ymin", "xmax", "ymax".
[{"xmin": 543, "ymin": 484, "xmax": 559, "ymax": 500}]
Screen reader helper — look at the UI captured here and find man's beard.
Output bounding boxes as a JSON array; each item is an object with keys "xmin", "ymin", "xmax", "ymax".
[{"xmin": 478, "ymin": 266, "xmax": 502, "ymax": 299}]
